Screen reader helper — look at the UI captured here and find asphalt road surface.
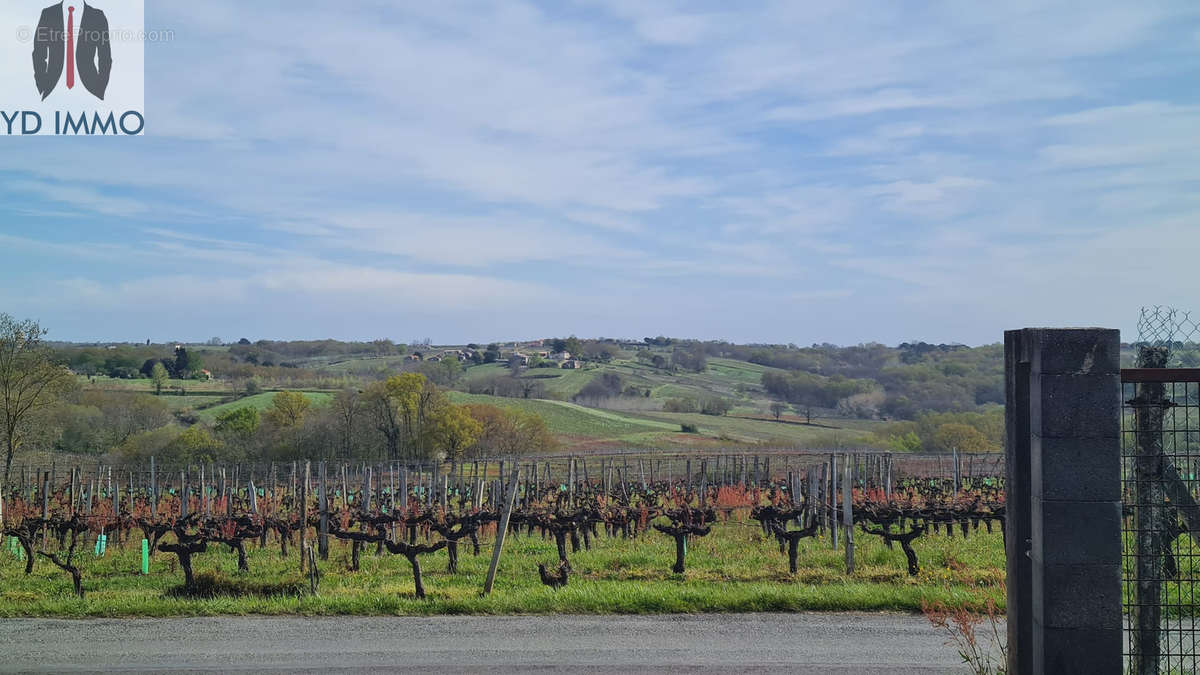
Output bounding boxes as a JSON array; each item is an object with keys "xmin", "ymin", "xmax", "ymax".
[{"xmin": 0, "ymin": 613, "xmax": 987, "ymax": 673}]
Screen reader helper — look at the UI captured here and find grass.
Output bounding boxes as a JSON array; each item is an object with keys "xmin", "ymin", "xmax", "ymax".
[
  {"xmin": 0, "ymin": 519, "xmax": 1004, "ymax": 617},
  {"xmin": 161, "ymin": 395, "xmax": 229, "ymax": 413},
  {"xmin": 78, "ymin": 375, "xmax": 231, "ymax": 395},
  {"xmin": 445, "ymin": 391, "xmax": 883, "ymax": 450},
  {"xmin": 446, "ymin": 392, "xmax": 678, "ymax": 439},
  {"xmin": 195, "ymin": 392, "xmax": 334, "ymax": 423},
  {"xmin": 625, "ymin": 411, "xmax": 881, "ymax": 447}
]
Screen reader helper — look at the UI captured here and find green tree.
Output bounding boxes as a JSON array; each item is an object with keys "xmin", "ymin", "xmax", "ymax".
[
  {"xmin": 563, "ymin": 336, "xmax": 583, "ymax": 357},
  {"xmin": 151, "ymin": 362, "xmax": 169, "ymax": 395},
  {"xmin": 214, "ymin": 406, "xmax": 260, "ymax": 436},
  {"xmin": 699, "ymin": 397, "xmax": 733, "ymax": 416},
  {"xmin": 115, "ymin": 425, "xmax": 180, "ymax": 463},
  {"xmin": 0, "ymin": 315, "xmax": 74, "ymax": 482},
  {"xmin": 932, "ymin": 422, "xmax": 995, "ymax": 453},
  {"xmin": 429, "ymin": 404, "xmax": 482, "ymax": 462},
  {"xmin": 483, "ymin": 344, "xmax": 501, "ymax": 364},
  {"xmin": 173, "ymin": 346, "xmax": 192, "ymax": 379},
  {"xmin": 264, "ymin": 390, "xmax": 311, "ymax": 428},
  {"xmin": 167, "ymin": 425, "xmax": 225, "ymax": 463},
  {"xmin": 364, "ymin": 373, "xmax": 444, "ymax": 461},
  {"xmin": 885, "ymin": 431, "xmax": 923, "ymax": 453}
]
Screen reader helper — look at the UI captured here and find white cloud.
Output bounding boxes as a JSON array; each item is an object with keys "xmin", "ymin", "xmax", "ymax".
[{"xmin": 2, "ymin": 1, "xmax": 1198, "ymax": 344}]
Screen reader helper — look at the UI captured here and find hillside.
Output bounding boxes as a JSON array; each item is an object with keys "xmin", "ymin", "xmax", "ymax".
[
  {"xmin": 195, "ymin": 391, "xmax": 334, "ymax": 424},
  {"xmin": 48, "ymin": 337, "xmax": 1006, "ymax": 460},
  {"xmin": 446, "ymin": 391, "xmax": 879, "ymax": 451}
]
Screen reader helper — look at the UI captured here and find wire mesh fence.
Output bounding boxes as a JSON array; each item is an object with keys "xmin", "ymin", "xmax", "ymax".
[
  {"xmin": 1122, "ymin": 350, "xmax": 1200, "ymax": 674},
  {"xmin": 1137, "ymin": 306, "xmax": 1200, "ymax": 367}
]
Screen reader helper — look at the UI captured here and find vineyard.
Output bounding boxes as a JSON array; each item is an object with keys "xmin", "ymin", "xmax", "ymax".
[{"xmin": 0, "ymin": 452, "xmax": 1006, "ymax": 616}]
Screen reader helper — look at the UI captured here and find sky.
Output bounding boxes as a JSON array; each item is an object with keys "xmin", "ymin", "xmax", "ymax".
[{"xmin": 2, "ymin": 0, "xmax": 1199, "ymax": 346}]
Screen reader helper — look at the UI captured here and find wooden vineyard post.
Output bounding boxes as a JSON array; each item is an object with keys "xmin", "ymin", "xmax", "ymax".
[
  {"xmin": 829, "ymin": 455, "xmax": 838, "ymax": 549},
  {"xmin": 483, "ymin": 467, "xmax": 521, "ymax": 596},
  {"xmin": 843, "ymin": 454, "xmax": 854, "ymax": 575},
  {"xmin": 885, "ymin": 453, "xmax": 892, "ymax": 499},
  {"xmin": 149, "ymin": 456, "xmax": 157, "ymax": 517},
  {"xmin": 362, "ymin": 466, "xmax": 372, "ymax": 513},
  {"xmin": 318, "ymin": 462, "xmax": 329, "ymax": 560},
  {"xmin": 805, "ymin": 467, "xmax": 816, "ymax": 527},
  {"xmin": 952, "ymin": 447, "xmax": 961, "ymax": 494},
  {"xmin": 299, "ymin": 461, "xmax": 309, "ymax": 574}
]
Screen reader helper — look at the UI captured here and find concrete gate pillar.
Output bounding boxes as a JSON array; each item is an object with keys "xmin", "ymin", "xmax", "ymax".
[{"xmin": 1004, "ymin": 328, "xmax": 1122, "ymax": 675}]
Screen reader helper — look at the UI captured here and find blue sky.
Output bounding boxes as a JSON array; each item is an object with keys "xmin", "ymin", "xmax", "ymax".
[{"xmin": 2, "ymin": 1, "xmax": 1199, "ymax": 346}]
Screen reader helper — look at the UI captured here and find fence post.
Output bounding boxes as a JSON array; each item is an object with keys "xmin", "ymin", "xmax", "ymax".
[
  {"xmin": 843, "ymin": 454, "xmax": 854, "ymax": 575},
  {"xmin": 1130, "ymin": 346, "xmax": 1168, "ymax": 675},
  {"xmin": 318, "ymin": 462, "xmax": 329, "ymax": 561},
  {"xmin": 483, "ymin": 468, "xmax": 521, "ymax": 596},
  {"xmin": 1005, "ymin": 328, "xmax": 1122, "ymax": 675}
]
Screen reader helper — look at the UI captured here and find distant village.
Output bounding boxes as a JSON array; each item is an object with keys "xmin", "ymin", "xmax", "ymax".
[{"xmin": 407, "ymin": 340, "xmax": 584, "ymax": 369}]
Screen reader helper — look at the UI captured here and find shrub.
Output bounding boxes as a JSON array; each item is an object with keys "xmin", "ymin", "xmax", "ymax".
[{"xmin": 663, "ymin": 398, "xmax": 697, "ymax": 413}]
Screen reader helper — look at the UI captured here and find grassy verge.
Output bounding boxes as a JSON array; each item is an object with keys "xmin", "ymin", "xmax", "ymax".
[{"xmin": 0, "ymin": 520, "xmax": 1003, "ymax": 617}]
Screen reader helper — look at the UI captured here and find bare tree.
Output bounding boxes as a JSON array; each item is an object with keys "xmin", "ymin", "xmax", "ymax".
[
  {"xmin": 769, "ymin": 401, "xmax": 787, "ymax": 421},
  {"xmin": 332, "ymin": 388, "xmax": 361, "ymax": 459},
  {"xmin": 0, "ymin": 315, "xmax": 73, "ymax": 482}
]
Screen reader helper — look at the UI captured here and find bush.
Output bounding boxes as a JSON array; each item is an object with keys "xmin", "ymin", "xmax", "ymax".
[
  {"xmin": 699, "ymin": 397, "xmax": 733, "ymax": 416},
  {"xmin": 680, "ymin": 423, "xmax": 699, "ymax": 433},
  {"xmin": 663, "ymin": 398, "xmax": 697, "ymax": 413}
]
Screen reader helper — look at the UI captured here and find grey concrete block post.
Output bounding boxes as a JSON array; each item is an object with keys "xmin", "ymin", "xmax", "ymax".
[{"xmin": 1005, "ymin": 328, "xmax": 1122, "ymax": 675}]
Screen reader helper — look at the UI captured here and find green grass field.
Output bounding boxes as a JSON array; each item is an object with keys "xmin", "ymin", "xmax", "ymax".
[
  {"xmin": 196, "ymin": 392, "xmax": 334, "ymax": 423},
  {"xmin": 0, "ymin": 521, "xmax": 1004, "ymax": 617},
  {"xmin": 444, "ymin": 391, "xmax": 880, "ymax": 450},
  {"xmin": 447, "ymin": 392, "xmax": 678, "ymax": 439},
  {"xmin": 627, "ymin": 411, "xmax": 881, "ymax": 447}
]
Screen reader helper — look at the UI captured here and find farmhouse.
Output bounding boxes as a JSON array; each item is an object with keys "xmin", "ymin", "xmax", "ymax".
[{"xmin": 561, "ymin": 359, "xmax": 581, "ymax": 369}]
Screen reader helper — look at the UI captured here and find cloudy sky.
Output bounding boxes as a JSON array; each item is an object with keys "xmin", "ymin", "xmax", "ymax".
[{"xmin": 2, "ymin": 1, "xmax": 1198, "ymax": 346}]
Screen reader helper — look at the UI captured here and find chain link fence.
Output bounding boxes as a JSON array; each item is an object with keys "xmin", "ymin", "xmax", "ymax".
[
  {"xmin": 1137, "ymin": 306, "xmax": 1200, "ymax": 366},
  {"xmin": 1123, "ymin": 310, "xmax": 1200, "ymax": 673}
]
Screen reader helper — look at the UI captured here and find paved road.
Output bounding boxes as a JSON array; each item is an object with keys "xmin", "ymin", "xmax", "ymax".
[{"xmin": 0, "ymin": 613, "xmax": 981, "ymax": 673}]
